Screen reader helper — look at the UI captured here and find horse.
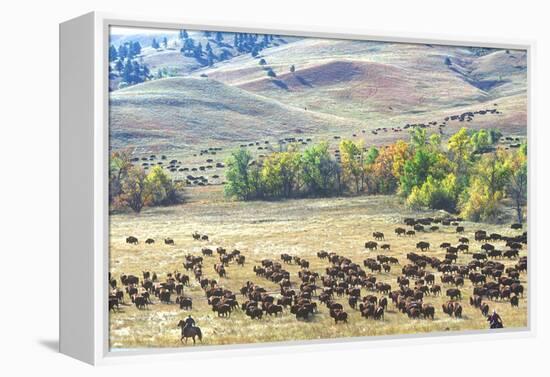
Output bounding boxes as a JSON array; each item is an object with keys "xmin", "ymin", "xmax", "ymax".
[{"xmin": 177, "ymin": 321, "xmax": 203, "ymax": 344}]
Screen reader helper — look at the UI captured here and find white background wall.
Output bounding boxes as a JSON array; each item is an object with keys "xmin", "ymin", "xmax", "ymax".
[{"xmin": 0, "ymin": 0, "xmax": 548, "ymax": 375}]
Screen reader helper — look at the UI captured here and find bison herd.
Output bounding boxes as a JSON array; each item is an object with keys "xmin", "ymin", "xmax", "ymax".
[
  {"xmin": 126, "ymin": 100, "xmax": 526, "ymax": 195},
  {"xmin": 113, "ymin": 215, "xmax": 527, "ymax": 343}
]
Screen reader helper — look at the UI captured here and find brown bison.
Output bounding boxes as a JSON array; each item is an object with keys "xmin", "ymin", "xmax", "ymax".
[
  {"xmin": 446, "ymin": 288, "xmax": 461, "ymax": 300},
  {"xmin": 416, "ymin": 241, "xmax": 430, "ymax": 251},
  {"xmin": 395, "ymin": 227, "xmax": 406, "ymax": 236},
  {"xmin": 177, "ymin": 296, "xmax": 193, "ymax": 310},
  {"xmin": 365, "ymin": 241, "xmax": 378, "ymax": 251},
  {"xmin": 126, "ymin": 236, "xmax": 138, "ymax": 244}
]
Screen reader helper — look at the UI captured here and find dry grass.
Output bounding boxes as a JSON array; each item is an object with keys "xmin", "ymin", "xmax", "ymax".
[{"xmin": 109, "ymin": 190, "xmax": 527, "ymax": 349}]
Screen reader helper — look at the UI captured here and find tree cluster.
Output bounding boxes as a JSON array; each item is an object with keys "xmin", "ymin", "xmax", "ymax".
[
  {"xmin": 110, "ymin": 151, "xmax": 185, "ymax": 213},
  {"xmin": 224, "ymin": 128, "xmax": 527, "ymax": 223},
  {"xmin": 178, "ymin": 30, "xmax": 278, "ymax": 67},
  {"xmin": 109, "ymin": 41, "xmax": 152, "ymax": 88},
  {"xmin": 224, "ymin": 142, "xmax": 342, "ymax": 201}
]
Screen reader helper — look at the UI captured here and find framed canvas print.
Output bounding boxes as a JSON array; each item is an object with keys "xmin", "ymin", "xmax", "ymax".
[{"xmin": 60, "ymin": 12, "xmax": 533, "ymax": 365}]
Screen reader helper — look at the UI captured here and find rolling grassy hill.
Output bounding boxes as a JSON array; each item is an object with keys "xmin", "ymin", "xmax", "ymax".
[
  {"xmin": 194, "ymin": 39, "xmax": 527, "ymax": 120},
  {"xmin": 109, "ymin": 76, "xmax": 363, "ymax": 151},
  {"xmin": 109, "ymin": 37, "xmax": 527, "ymax": 152}
]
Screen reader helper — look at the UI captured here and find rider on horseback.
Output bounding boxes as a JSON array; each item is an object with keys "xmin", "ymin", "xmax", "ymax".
[
  {"xmin": 487, "ymin": 309, "xmax": 503, "ymax": 329},
  {"xmin": 183, "ymin": 315, "xmax": 195, "ymax": 330},
  {"xmin": 179, "ymin": 315, "xmax": 202, "ymax": 344}
]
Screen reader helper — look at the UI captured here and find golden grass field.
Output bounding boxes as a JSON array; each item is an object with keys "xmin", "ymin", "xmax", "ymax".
[{"xmin": 109, "ymin": 188, "xmax": 528, "ymax": 349}]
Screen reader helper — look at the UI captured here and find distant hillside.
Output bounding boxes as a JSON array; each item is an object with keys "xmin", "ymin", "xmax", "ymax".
[
  {"xmin": 109, "ymin": 37, "xmax": 527, "ymax": 152},
  {"xmin": 109, "ymin": 77, "xmax": 362, "ymax": 150},
  {"xmin": 109, "ymin": 30, "xmax": 297, "ymax": 91},
  {"xmin": 193, "ymin": 39, "xmax": 527, "ymax": 122}
]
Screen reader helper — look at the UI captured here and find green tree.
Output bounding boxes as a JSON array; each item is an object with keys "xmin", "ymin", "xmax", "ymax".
[
  {"xmin": 224, "ymin": 149, "xmax": 254, "ymax": 200},
  {"xmin": 301, "ymin": 142, "xmax": 338, "ymax": 196},
  {"xmin": 400, "ymin": 148, "xmax": 438, "ymax": 196},
  {"xmin": 470, "ymin": 129, "xmax": 490, "ymax": 152},
  {"xmin": 406, "ymin": 174, "xmax": 458, "ymax": 212},
  {"xmin": 410, "ymin": 128, "xmax": 427, "ymax": 149},
  {"xmin": 429, "ymin": 133, "xmax": 441, "ymax": 150},
  {"xmin": 365, "ymin": 147, "xmax": 379, "ymax": 165}
]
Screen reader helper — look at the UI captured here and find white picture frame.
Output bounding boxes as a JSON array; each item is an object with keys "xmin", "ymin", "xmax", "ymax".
[{"xmin": 59, "ymin": 11, "xmax": 535, "ymax": 365}]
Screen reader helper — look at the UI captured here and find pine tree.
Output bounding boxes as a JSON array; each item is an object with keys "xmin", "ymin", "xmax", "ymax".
[
  {"xmin": 215, "ymin": 31, "xmax": 224, "ymax": 43},
  {"xmin": 115, "ymin": 59, "xmax": 124, "ymax": 72},
  {"xmin": 220, "ymin": 49, "xmax": 230, "ymax": 61},
  {"xmin": 130, "ymin": 41, "xmax": 141, "ymax": 57},
  {"xmin": 109, "ymin": 45, "xmax": 118, "ymax": 61},
  {"xmin": 194, "ymin": 42, "xmax": 203, "ymax": 58},
  {"xmin": 181, "ymin": 38, "xmax": 195, "ymax": 55},
  {"xmin": 163, "ymin": 37, "xmax": 168, "ymax": 48},
  {"xmin": 118, "ymin": 43, "xmax": 128, "ymax": 59},
  {"xmin": 152, "ymin": 38, "xmax": 160, "ymax": 49},
  {"xmin": 207, "ymin": 50, "xmax": 215, "ymax": 66},
  {"xmin": 122, "ymin": 59, "xmax": 134, "ymax": 84},
  {"xmin": 142, "ymin": 64, "xmax": 150, "ymax": 80}
]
